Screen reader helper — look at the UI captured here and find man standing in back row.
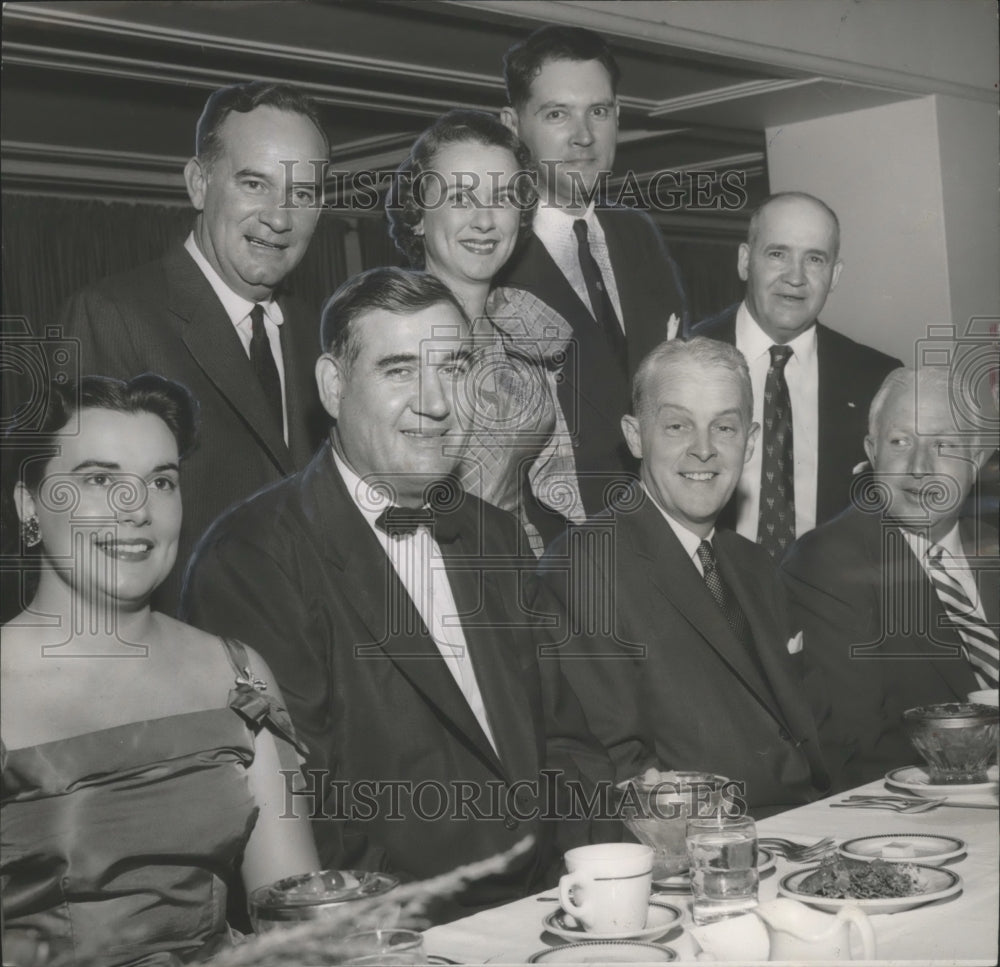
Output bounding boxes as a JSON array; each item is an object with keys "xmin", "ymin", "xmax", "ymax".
[
  {"xmin": 58, "ymin": 82, "xmax": 329, "ymax": 613},
  {"xmin": 498, "ymin": 26, "xmax": 687, "ymax": 540},
  {"xmin": 694, "ymin": 192, "xmax": 901, "ymax": 558}
]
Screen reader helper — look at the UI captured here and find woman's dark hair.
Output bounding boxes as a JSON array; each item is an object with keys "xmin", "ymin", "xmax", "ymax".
[
  {"xmin": 385, "ymin": 109, "xmax": 537, "ymax": 268},
  {"xmin": 9, "ymin": 374, "xmax": 199, "ymax": 495}
]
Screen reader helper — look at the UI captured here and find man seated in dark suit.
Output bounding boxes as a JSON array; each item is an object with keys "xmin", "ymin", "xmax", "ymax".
[
  {"xmin": 497, "ymin": 25, "xmax": 687, "ymax": 538},
  {"xmin": 781, "ymin": 366, "xmax": 998, "ymax": 790},
  {"xmin": 694, "ymin": 192, "xmax": 901, "ymax": 559},
  {"xmin": 536, "ymin": 337, "xmax": 830, "ymax": 817},
  {"xmin": 57, "ymin": 81, "xmax": 329, "ymax": 613},
  {"xmin": 181, "ymin": 267, "xmax": 616, "ymax": 921}
]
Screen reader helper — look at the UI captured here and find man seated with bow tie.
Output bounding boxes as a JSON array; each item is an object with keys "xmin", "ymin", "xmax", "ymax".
[
  {"xmin": 536, "ymin": 337, "xmax": 831, "ymax": 817},
  {"xmin": 781, "ymin": 365, "xmax": 999, "ymax": 791},
  {"xmin": 181, "ymin": 266, "xmax": 616, "ymax": 921}
]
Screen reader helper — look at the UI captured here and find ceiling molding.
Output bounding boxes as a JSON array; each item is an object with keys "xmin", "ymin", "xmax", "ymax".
[
  {"xmin": 648, "ymin": 77, "xmax": 825, "ymax": 117},
  {"xmin": 443, "ymin": 0, "xmax": 996, "ymax": 105}
]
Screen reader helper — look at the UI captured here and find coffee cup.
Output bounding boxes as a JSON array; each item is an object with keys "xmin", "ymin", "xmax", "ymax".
[{"xmin": 558, "ymin": 843, "xmax": 653, "ymax": 934}]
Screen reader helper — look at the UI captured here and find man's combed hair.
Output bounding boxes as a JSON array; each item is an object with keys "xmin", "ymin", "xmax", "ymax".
[
  {"xmin": 319, "ymin": 267, "xmax": 469, "ymax": 365},
  {"xmin": 195, "ymin": 81, "xmax": 329, "ymax": 166},
  {"xmin": 632, "ymin": 337, "xmax": 753, "ymax": 421},
  {"xmin": 503, "ymin": 25, "xmax": 620, "ymax": 110},
  {"xmin": 385, "ymin": 109, "xmax": 537, "ymax": 267}
]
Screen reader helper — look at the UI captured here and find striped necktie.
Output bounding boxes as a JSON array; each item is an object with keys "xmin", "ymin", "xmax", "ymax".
[{"xmin": 926, "ymin": 543, "xmax": 999, "ymax": 688}]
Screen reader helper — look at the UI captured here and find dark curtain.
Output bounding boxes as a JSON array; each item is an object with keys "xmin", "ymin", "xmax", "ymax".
[
  {"xmin": 358, "ymin": 213, "xmax": 408, "ymax": 271},
  {"xmin": 1, "ymin": 193, "xmax": 351, "ymax": 331},
  {"xmin": 667, "ymin": 238, "xmax": 745, "ymax": 328}
]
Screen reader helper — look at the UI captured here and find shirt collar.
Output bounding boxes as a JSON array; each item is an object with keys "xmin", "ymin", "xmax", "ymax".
[
  {"xmin": 903, "ymin": 517, "xmax": 964, "ymax": 562},
  {"xmin": 184, "ymin": 232, "xmax": 282, "ymax": 328},
  {"xmin": 736, "ymin": 300, "xmax": 817, "ymax": 364},
  {"xmin": 330, "ymin": 441, "xmax": 392, "ymax": 529},
  {"xmin": 533, "ymin": 199, "xmax": 597, "ymax": 244},
  {"xmin": 642, "ymin": 483, "xmax": 715, "ymax": 562}
]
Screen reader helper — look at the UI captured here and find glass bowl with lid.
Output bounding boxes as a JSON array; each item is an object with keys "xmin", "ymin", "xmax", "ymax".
[
  {"xmin": 248, "ymin": 869, "xmax": 400, "ymax": 933},
  {"xmin": 903, "ymin": 702, "xmax": 999, "ymax": 784}
]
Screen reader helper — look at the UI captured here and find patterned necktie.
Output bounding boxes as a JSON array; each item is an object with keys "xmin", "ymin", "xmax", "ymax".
[
  {"xmin": 758, "ymin": 344, "xmax": 795, "ymax": 559},
  {"xmin": 696, "ymin": 539, "xmax": 752, "ymax": 645},
  {"xmin": 572, "ymin": 219, "xmax": 626, "ymax": 365},
  {"xmin": 926, "ymin": 544, "xmax": 999, "ymax": 687},
  {"xmin": 249, "ymin": 304, "xmax": 283, "ymax": 434}
]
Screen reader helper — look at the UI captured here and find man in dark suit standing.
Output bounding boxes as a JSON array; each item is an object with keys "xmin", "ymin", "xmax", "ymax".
[
  {"xmin": 182, "ymin": 268, "xmax": 615, "ymax": 921},
  {"xmin": 58, "ymin": 82, "xmax": 329, "ymax": 612},
  {"xmin": 693, "ymin": 192, "xmax": 901, "ymax": 558},
  {"xmin": 497, "ymin": 26, "xmax": 686, "ymax": 535},
  {"xmin": 781, "ymin": 366, "xmax": 998, "ymax": 790},
  {"xmin": 537, "ymin": 338, "xmax": 830, "ymax": 817}
]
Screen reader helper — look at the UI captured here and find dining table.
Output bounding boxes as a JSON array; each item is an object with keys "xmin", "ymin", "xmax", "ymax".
[{"xmin": 423, "ymin": 775, "xmax": 999, "ymax": 965}]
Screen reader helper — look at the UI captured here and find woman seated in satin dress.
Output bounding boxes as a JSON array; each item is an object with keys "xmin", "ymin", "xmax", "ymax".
[
  {"xmin": 386, "ymin": 109, "xmax": 585, "ymax": 552},
  {"xmin": 0, "ymin": 375, "xmax": 319, "ymax": 966}
]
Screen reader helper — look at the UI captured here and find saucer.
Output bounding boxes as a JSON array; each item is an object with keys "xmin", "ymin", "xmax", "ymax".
[
  {"xmin": 885, "ymin": 765, "xmax": 999, "ymax": 804},
  {"xmin": 839, "ymin": 833, "xmax": 966, "ymax": 866},
  {"xmin": 652, "ymin": 847, "xmax": 775, "ymax": 891},
  {"xmin": 542, "ymin": 897, "xmax": 682, "ymax": 942},
  {"xmin": 528, "ymin": 940, "xmax": 676, "ymax": 963}
]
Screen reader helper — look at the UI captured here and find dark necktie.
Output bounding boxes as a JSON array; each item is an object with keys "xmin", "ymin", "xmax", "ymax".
[
  {"xmin": 696, "ymin": 539, "xmax": 752, "ymax": 645},
  {"xmin": 926, "ymin": 544, "xmax": 999, "ymax": 687},
  {"xmin": 375, "ymin": 506, "xmax": 459, "ymax": 543},
  {"xmin": 758, "ymin": 345, "xmax": 795, "ymax": 559},
  {"xmin": 249, "ymin": 303, "xmax": 284, "ymax": 435},
  {"xmin": 572, "ymin": 219, "xmax": 626, "ymax": 365}
]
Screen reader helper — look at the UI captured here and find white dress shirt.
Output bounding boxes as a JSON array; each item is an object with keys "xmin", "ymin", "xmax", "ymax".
[
  {"xmin": 532, "ymin": 202, "xmax": 625, "ymax": 332},
  {"xmin": 734, "ymin": 302, "xmax": 819, "ymax": 541},
  {"xmin": 331, "ymin": 446, "xmax": 499, "ymax": 754},
  {"xmin": 903, "ymin": 521, "xmax": 993, "ymax": 689},
  {"xmin": 184, "ymin": 233, "xmax": 288, "ymax": 443},
  {"xmin": 643, "ymin": 484, "xmax": 714, "ymax": 577}
]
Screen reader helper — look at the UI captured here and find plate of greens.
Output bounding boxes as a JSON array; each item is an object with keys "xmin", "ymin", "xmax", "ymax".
[{"xmin": 778, "ymin": 855, "xmax": 962, "ymax": 914}]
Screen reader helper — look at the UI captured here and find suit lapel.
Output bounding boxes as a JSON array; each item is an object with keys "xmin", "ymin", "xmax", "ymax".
[
  {"xmin": 307, "ymin": 453, "xmax": 507, "ymax": 775},
  {"xmin": 277, "ymin": 297, "xmax": 320, "ymax": 468},
  {"xmin": 163, "ymin": 247, "xmax": 294, "ymax": 473},
  {"xmin": 625, "ymin": 495, "xmax": 790, "ymax": 725}
]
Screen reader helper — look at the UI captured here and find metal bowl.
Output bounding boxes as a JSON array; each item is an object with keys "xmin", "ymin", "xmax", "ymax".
[
  {"xmin": 248, "ymin": 869, "xmax": 400, "ymax": 933},
  {"xmin": 903, "ymin": 702, "xmax": 999, "ymax": 784}
]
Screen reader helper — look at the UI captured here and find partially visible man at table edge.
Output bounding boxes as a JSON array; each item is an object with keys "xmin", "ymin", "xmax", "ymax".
[
  {"xmin": 181, "ymin": 266, "xmax": 619, "ymax": 923},
  {"xmin": 534, "ymin": 337, "xmax": 831, "ymax": 818},
  {"xmin": 497, "ymin": 24, "xmax": 687, "ymax": 534},
  {"xmin": 54, "ymin": 80, "xmax": 330, "ymax": 615},
  {"xmin": 780, "ymin": 365, "xmax": 999, "ymax": 791}
]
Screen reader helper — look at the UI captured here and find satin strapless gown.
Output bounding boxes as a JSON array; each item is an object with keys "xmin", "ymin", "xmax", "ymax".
[{"xmin": 1, "ymin": 639, "xmax": 303, "ymax": 966}]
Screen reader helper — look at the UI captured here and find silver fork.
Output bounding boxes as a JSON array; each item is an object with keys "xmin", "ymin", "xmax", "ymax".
[
  {"xmin": 830, "ymin": 796, "xmax": 946, "ymax": 813},
  {"xmin": 758, "ymin": 836, "xmax": 836, "ymax": 861}
]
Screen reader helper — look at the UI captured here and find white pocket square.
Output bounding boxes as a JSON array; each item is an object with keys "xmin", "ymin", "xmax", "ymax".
[{"xmin": 787, "ymin": 631, "xmax": 804, "ymax": 655}]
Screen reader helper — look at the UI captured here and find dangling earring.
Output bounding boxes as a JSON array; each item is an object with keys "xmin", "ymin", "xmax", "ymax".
[{"xmin": 22, "ymin": 515, "xmax": 41, "ymax": 548}]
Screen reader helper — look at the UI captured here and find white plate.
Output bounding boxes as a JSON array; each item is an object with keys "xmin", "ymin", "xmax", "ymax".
[
  {"xmin": 779, "ymin": 862, "xmax": 962, "ymax": 914},
  {"xmin": 885, "ymin": 765, "xmax": 999, "ymax": 803},
  {"xmin": 839, "ymin": 834, "xmax": 966, "ymax": 866},
  {"xmin": 528, "ymin": 940, "xmax": 677, "ymax": 963},
  {"xmin": 653, "ymin": 848, "xmax": 775, "ymax": 890},
  {"xmin": 542, "ymin": 897, "xmax": 682, "ymax": 942}
]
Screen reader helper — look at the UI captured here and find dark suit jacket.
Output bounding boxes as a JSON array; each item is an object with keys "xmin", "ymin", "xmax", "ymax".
[
  {"xmin": 496, "ymin": 208, "xmax": 687, "ymax": 533},
  {"xmin": 692, "ymin": 304, "xmax": 901, "ymax": 530},
  {"xmin": 534, "ymin": 491, "xmax": 830, "ymax": 817},
  {"xmin": 180, "ymin": 445, "xmax": 616, "ymax": 920},
  {"xmin": 57, "ymin": 245, "xmax": 326, "ymax": 612},
  {"xmin": 780, "ymin": 505, "xmax": 997, "ymax": 790}
]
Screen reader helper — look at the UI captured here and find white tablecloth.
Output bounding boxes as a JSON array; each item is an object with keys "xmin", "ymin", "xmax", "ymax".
[{"xmin": 424, "ymin": 779, "xmax": 999, "ymax": 965}]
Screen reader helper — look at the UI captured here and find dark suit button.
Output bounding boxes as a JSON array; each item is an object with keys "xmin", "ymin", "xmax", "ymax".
[
  {"xmin": 778, "ymin": 728, "xmax": 792, "ymax": 741},
  {"xmin": 504, "ymin": 816, "xmax": 520, "ymax": 831}
]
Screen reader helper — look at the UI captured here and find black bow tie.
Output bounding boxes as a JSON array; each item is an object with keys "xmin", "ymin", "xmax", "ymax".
[{"xmin": 374, "ymin": 506, "xmax": 459, "ymax": 543}]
